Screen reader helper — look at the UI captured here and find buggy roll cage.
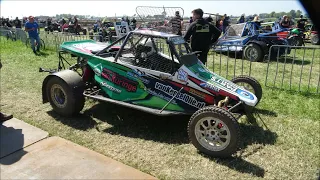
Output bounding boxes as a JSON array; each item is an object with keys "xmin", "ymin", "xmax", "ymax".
[{"xmin": 96, "ymin": 30, "xmax": 193, "ymax": 65}]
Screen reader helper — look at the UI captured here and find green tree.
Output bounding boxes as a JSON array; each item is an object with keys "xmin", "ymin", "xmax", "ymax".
[
  {"xmin": 296, "ymin": 10, "xmax": 302, "ymax": 17},
  {"xmin": 289, "ymin": 10, "xmax": 296, "ymax": 18},
  {"xmin": 270, "ymin": 11, "xmax": 275, "ymax": 18}
]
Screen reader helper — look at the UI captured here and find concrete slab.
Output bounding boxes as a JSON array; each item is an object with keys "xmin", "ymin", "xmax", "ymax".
[
  {"xmin": 0, "ymin": 136, "xmax": 157, "ymax": 179},
  {"xmin": 0, "ymin": 118, "xmax": 48, "ymax": 158}
]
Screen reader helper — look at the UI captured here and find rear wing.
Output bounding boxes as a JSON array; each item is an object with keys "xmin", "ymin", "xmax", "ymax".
[{"xmin": 60, "ymin": 40, "xmax": 109, "ymax": 57}]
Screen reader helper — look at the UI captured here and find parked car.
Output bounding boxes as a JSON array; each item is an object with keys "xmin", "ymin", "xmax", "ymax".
[{"xmin": 213, "ymin": 22, "xmax": 290, "ymax": 62}]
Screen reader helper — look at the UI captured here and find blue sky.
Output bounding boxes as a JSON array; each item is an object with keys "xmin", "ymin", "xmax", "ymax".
[{"xmin": 0, "ymin": 0, "xmax": 307, "ymax": 18}]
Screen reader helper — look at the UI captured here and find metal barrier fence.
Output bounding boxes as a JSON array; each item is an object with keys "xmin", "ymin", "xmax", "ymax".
[
  {"xmin": 265, "ymin": 45, "xmax": 320, "ymax": 94},
  {"xmin": 210, "ymin": 44, "xmax": 320, "ymax": 94},
  {"xmin": 1, "ymin": 27, "xmax": 319, "ymax": 94}
]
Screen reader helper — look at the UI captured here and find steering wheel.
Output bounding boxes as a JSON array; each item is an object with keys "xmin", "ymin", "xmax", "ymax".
[{"xmin": 134, "ymin": 44, "xmax": 152, "ymax": 66}]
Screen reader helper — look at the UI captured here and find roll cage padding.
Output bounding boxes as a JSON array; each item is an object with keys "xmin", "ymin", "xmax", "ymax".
[{"xmin": 42, "ymin": 70, "xmax": 85, "ymax": 104}]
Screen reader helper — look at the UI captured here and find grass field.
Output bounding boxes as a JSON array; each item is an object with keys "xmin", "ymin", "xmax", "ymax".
[{"xmin": 0, "ymin": 36, "xmax": 319, "ymax": 179}]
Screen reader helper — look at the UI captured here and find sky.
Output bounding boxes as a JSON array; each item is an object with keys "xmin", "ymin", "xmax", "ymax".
[{"xmin": 0, "ymin": 0, "xmax": 307, "ymax": 18}]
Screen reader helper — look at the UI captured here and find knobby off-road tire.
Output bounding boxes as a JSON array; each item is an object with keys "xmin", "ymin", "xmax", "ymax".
[
  {"xmin": 311, "ymin": 34, "xmax": 320, "ymax": 45},
  {"xmin": 288, "ymin": 36, "xmax": 304, "ymax": 46},
  {"xmin": 231, "ymin": 75, "xmax": 263, "ymax": 105},
  {"xmin": 46, "ymin": 76, "xmax": 84, "ymax": 117},
  {"xmin": 243, "ymin": 43, "xmax": 263, "ymax": 62},
  {"xmin": 188, "ymin": 106, "xmax": 240, "ymax": 158}
]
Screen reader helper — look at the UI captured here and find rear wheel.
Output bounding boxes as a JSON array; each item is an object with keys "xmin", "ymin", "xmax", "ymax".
[
  {"xmin": 244, "ymin": 43, "xmax": 263, "ymax": 62},
  {"xmin": 46, "ymin": 77, "xmax": 84, "ymax": 116},
  {"xmin": 188, "ymin": 106, "xmax": 240, "ymax": 158},
  {"xmin": 231, "ymin": 75, "xmax": 262, "ymax": 105}
]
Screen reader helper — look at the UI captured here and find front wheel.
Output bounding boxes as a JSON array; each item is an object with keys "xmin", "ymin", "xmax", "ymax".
[
  {"xmin": 231, "ymin": 75, "xmax": 263, "ymax": 105},
  {"xmin": 46, "ymin": 76, "xmax": 85, "ymax": 117},
  {"xmin": 188, "ymin": 106, "xmax": 240, "ymax": 158},
  {"xmin": 311, "ymin": 34, "xmax": 320, "ymax": 45},
  {"xmin": 243, "ymin": 43, "xmax": 263, "ymax": 62},
  {"xmin": 288, "ymin": 36, "xmax": 304, "ymax": 46}
]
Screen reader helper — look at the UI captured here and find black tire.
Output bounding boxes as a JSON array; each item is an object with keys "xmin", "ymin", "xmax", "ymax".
[
  {"xmin": 231, "ymin": 75, "xmax": 263, "ymax": 105},
  {"xmin": 288, "ymin": 36, "xmax": 304, "ymax": 46},
  {"xmin": 25, "ymin": 38, "xmax": 30, "ymax": 48},
  {"xmin": 82, "ymin": 29, "xmax": 87, "ymax": 35},
  {"xmin": 46, "ymin": 77, "xmax": 84, "ymax": 117},
  {"xmin": 188, "ymin": 106, "xmax": 240, "ymax": 158},
  {"xmin": 311, "ymin": 34, "xmax": 320, "ymax": 45},
  {"xmin": 40, "ymin": 39, "xmax": 46, "ymax": 50},
  {"xmin": 243, "ymin": 43, "xmax": 263, "ymax": 62}
]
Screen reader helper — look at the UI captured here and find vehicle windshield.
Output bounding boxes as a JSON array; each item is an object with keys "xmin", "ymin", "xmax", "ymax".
[{"xmin": 225, "ymin": 23, "xmax": 245, "ymax": 37}]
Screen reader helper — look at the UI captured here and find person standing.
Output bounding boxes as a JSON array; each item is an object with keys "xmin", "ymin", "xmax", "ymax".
[
  {"xmin": 280, "ymin": 15, "xmax": 291, "ymax": 28},
  {"xmin": 25, "ymin": 16, "xmax": 41, "ymax": 54},
  {"xmin": 169, "ymin": 11, "xmax": 183, "ymax": 35},
  {"xmin": 14, "ymin": 17, "xmax": 22, "ymax": 28},
  {"xmin": 184, "ymin": 8, "xmax": 221, "ymax": 65},
  {"xmin": 297, "ymin": 15, "xmax": 308, "ymax": 31},
  {"xmin": 189, "ymin": 17, "xmax": 193, "ymax": 23},
  {"xmin": 0, "ymin": 61, "xmax": 13, "ymax": 123},
  {"xmin": 237, "ymin": 14, "xmax": 245, "ymax": 24},
  {"xmin": 222, "ymin": 14, "xmax": 230, "ymax": 34}
]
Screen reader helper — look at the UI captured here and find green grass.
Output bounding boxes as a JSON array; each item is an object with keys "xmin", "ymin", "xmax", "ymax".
[{"xmin": 0, "ymin": 37, "xmax": 320, "ymax": 180}]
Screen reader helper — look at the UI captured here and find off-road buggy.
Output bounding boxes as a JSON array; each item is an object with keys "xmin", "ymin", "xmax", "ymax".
[{"xmin": 40, "ymin": 29, "xmax": 263, "ymax": 157}]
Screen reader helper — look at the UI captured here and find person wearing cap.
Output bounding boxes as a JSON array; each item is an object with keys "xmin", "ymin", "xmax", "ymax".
[
  {"xmin": 25, "ymin": 16, "xmax": 41, "ymax": 54},
  {"xmin": 297, "ymin": 15, "xmax": 308, "ymax": 31},
  {"xmin": 169, "ymin": 11, "xmax": 183, "ymax": 35},
  {"xmin": 184, "ymin": 8, "xmax": 221, "ymax": 65}
]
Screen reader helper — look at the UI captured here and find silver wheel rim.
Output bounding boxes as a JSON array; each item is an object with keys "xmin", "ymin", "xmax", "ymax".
[
  {"xmin": 195, "ymin": 117, "xmax": 231, "ymax": 151},
  {"xmin": 236, "ymin": 82, "xmax": 255, "ymax": 94},
  {"xmin": 247, "ymin": 47, "xmax": 258, "ymax": 60},
  {"xmin": 50, "ymin": 84, "xmax": 67, "ymax": 108}
]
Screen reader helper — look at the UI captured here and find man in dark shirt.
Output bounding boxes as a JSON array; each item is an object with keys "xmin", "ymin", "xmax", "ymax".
[
  {"xmin": 222, "ymin": 14, "xmax": 230, "ymax": 33},
  {"xmin": 3, "ymin": 18, "xmax": 13, "ymax": 28},
  {"xmin": 169, "ymin": 11, "xmax": 183, "ymax": 35},
  {"xmin": 297, "ymin": 15, "xmax": 307, "ymax": 30},
  {"xmin": 184, "ymin": 8, "xmax": 221, "ymax": 65},
  {"xmin": 14, "ymin": 17, "xmax": 22, "ymax": 28}
]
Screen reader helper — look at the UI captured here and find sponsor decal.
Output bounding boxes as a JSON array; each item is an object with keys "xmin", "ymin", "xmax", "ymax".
[
  {"xmin": 72, "ymin": 42, "xmax": 106, "ymax": 53},
  {"xmin": 147, "ymin": 88, "xmax": 177, "ymax": 104},
  {"xmin": 198, "ymin": 67, "xmax": 206, "ymax": 72},
  {"xmin": 127, "ymin": 69, "xmax": 150, "ymax": 84},
  {"xmin": 93, "ymin": 63, "xmax": 102, "ymax": 76},
  {"xmin": 211, "ymin": 76, "xmax": 238, "ymax": 92},
  {"xmin": 177, "ymin": 69, "xmax": 188, "ymax": 82},
  {"xmin": 236, "ymin": 89, "xmax": 254, "ymax": 100},
  {"xmin": 100, "ymin": 82, "xmax": 121, "ymax": 94},
  {"xmin": 189, "ymin": 89, "xmax": 206, "ymax": 99},
  {"xmin": 200, "ymin": 82, "xmax": 220, "ymax": 92},
  {"xmin": 155, "ymin": 82, "xmax": 206, "ymax": 109},
  {"xmin": 101, "ymin": 68, "xmax": 138, "ymax": 92}
]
